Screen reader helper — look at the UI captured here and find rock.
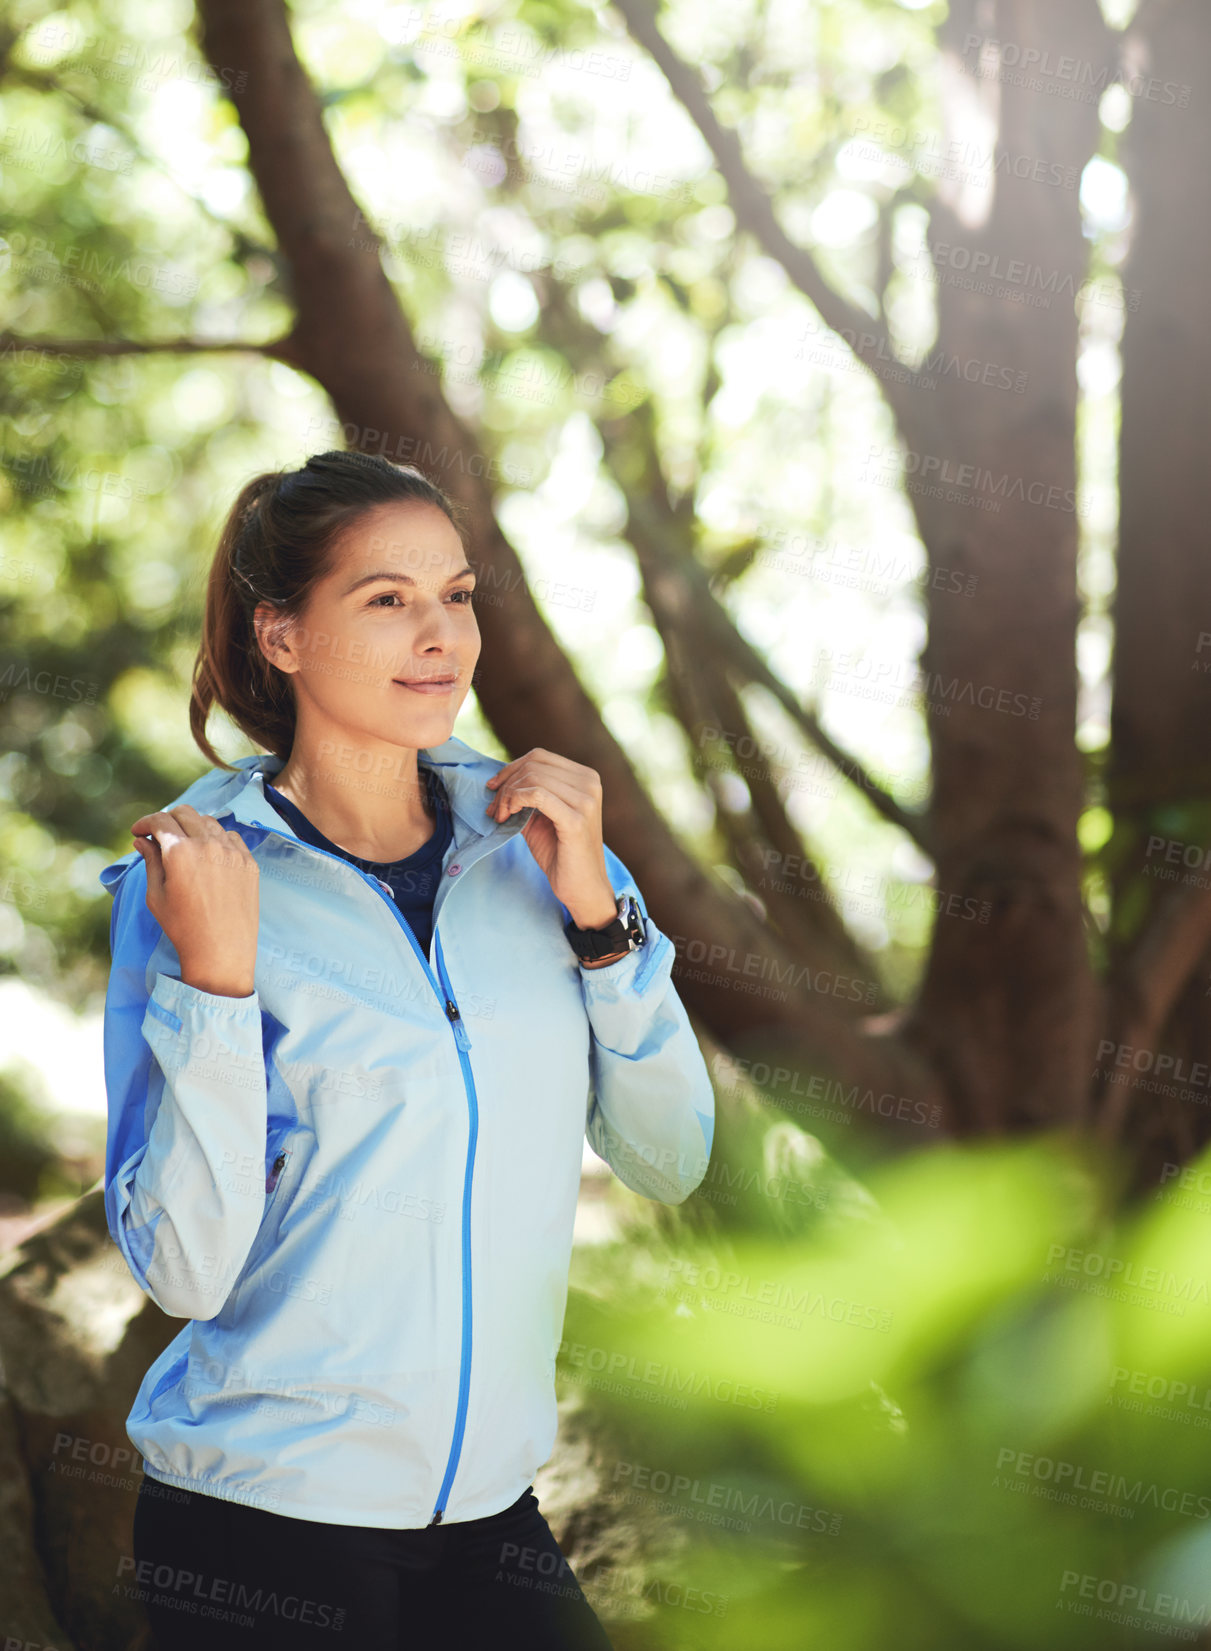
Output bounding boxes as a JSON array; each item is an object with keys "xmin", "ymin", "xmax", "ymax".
[{"xmin": 0, "ymin": 1188, "xmax": 175, "ymax": 1651}]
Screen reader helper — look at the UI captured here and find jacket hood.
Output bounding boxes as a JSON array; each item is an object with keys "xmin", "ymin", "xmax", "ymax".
[{"xmin": 98, "ymin": 735, "xmax": 532, "ymax": 897}]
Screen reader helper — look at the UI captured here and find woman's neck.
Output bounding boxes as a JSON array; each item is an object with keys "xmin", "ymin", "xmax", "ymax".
[{"xmin": 270, "ymin": 743, "xmax": 437, "ymax": 862}]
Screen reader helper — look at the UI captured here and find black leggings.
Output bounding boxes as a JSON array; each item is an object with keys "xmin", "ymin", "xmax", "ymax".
[{"xmin": 130, "ymin": 1473, "xmax": 614, "ymax": 1650}]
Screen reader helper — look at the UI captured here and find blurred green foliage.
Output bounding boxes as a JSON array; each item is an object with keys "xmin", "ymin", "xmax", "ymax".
[{"xmin": 562, "ymin": 1126, "xmax": 1211, "ymax": 1649}]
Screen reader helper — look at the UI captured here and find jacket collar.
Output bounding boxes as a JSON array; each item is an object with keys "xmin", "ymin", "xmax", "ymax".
[{"xmin": 100, "ymin": 735, "xmax": 533, "ymax": 892}]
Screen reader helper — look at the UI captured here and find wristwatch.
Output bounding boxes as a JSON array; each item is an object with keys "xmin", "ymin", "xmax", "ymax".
[{"xmin": 565, "ymin": 892, "xmax": 646, "ymax": 967}]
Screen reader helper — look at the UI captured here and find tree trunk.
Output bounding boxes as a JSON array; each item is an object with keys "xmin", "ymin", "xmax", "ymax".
[
  {"xmin": 902, "ymin": 0, "xmax": 1106, "ymax": 1132},
  {"xmin": 1102, "ymin": 0, "xmax": 1211, "ymax": 1181}
]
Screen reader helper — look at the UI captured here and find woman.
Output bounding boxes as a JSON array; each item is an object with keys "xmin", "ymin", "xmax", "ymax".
[{"xmin": 99, "ymin": 450, "xmax": 715, "ymax": 1649}]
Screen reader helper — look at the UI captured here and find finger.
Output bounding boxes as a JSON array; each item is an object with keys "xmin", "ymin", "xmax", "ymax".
[
  {"xmin": 130, "ymin": 814, "xmax": 190, "ymax": 858},
  {"xmin": 489, "ymin": 767, "xmax": 536, "ymax": 818},
  {"xmin": 495, "ymin": 773, "xmax": 587, "ymax": 821},
  {"xmin": 166, "ymin": 804, "xmax": 231, "ymax": 840},
  {"xmin": 488, "ymin": 762, "xmax": 532, "ymax": 817},
  {"xmin": 491, "ymin": 764, "xmax": 597, "ymax": 821},
  {"xmin": 485, "ymin": 747, "xmax": 558, "ymax": 789},
  {"xmin": 494, "ymin": 783, "xmax": 585, "ymax": 834},
  {"xmin": 131, "ymin": 805, "xmax": 225, "ymax": 840},
  {"xmin": 498, "ymin": 754, "xmax": 595, "ymax": 791},
  {"xmin": 130, "ymin": 811, "xmax": 174, "ymax": 834},
  {"xmin": 132, "ymin": 835, "xmax": 166, "ymax": 903}
]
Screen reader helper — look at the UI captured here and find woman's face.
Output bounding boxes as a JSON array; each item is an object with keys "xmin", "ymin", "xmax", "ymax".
[{"xmin": 257, "ymin": 500, "xmax": 481, "ymax": 758}]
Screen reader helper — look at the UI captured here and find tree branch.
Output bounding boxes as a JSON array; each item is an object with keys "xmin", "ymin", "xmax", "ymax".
[
  {"xmin": 666, "ymin": 539, "xmax": 933, "ymax": 853},
  {"xmin": 1096, "ymin": 879, "xmax": 1211, "ymax": 1142},
  {"xmin": 0, "ymin": 332, "xmax": 295, "ymax": 361},
  {"xmin": 529, "ymin": 271, "xmax": 904, "ymax": 978},
  {"xmin": 609, "ymin": 0, "xmax": 924, "ymax": 419},
  {"xmin": 538, "ymin": 263, "xmax": 930, "ymax": 852},
  {"xmin": 599, "ymin": 415, "xmax": 881, "ymax": 986}
]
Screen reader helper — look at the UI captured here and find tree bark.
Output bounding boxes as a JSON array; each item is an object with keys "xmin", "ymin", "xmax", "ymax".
[
  {"xmin": 902, "ymin": 0, "xmax": 1105, "ymax": 1131},
  {"xmin": 1102, "ymin": 0, "xmax": 1211, "ymax": 1177}
]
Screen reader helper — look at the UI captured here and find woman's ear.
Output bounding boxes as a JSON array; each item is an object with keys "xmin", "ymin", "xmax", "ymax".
[{"xmin": 253, "ymin": 601, "xmax": 296, "ymax": 675}]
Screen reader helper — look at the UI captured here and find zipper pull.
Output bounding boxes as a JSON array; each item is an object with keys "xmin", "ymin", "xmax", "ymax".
[
  {"xmin": 266, "ymin": 1151, "xmax": 289, "ymax": 1193},
  {"xmin": 429, "ymin": 1508, "xmax": 444, "ymax": 1527},
  {"xmin": 445, "ymin": 999, "xmax": 472, "ymax": 1052}
]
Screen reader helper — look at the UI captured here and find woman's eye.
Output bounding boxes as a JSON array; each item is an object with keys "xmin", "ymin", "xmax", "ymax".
[{"xmin": 369, "ymin": 590, "xmax": 474, "ymax": 608}]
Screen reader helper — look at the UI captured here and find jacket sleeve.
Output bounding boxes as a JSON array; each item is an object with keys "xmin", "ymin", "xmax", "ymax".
[
  {"xmin": 101, "ymin": 855, "xmax": 271, "ymax": 1321},
  {"xmin": 578, "ymin": 844, "xmax": 715, "ymax": 1204}
]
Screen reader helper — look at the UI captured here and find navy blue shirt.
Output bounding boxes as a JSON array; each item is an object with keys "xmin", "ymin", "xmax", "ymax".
[{"xmin": 263, "ymin": 766, "xmax": 453, "ymax": 958}]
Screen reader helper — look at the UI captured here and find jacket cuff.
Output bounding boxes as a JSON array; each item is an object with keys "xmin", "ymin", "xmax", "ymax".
[
  {"xmin": 576, "ymin": 917, "xmax": 675, "ymax": 1056},
  {"xmin": 141, "ymin": 972, "xmax": 263, "ymax": 1077}
]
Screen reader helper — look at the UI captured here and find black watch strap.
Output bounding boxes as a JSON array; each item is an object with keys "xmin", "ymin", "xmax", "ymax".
[{"xmin": 565, "ymin": 894, "xmax": 645, "ymax": 962}]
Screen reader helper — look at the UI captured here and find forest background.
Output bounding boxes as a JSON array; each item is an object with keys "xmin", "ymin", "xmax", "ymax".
[{"xmin": 4, "ymin": 0, "xmax": 1211, "ymax": 1647}]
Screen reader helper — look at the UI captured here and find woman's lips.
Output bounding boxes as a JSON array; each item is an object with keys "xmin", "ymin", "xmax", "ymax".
[{"xmin": 394, "ymin": 678, "xmax": 457, "ymax": 695}]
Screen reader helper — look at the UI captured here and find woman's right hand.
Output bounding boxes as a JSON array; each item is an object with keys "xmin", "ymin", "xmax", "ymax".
[{"xmin": 130, "ymin": 805, "xmax": 260, "ymax": 998}]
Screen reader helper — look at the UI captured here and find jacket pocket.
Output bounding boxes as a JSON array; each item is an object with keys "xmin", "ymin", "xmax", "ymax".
[{"xmin": 239, "ymin": 1124, "xmax": 297, "ymax": 1277}]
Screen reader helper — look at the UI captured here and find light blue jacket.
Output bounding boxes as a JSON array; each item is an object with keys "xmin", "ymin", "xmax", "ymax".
[{"xmin": 99, "ymin": 738, "xmax": 714, "ymax": 1528}]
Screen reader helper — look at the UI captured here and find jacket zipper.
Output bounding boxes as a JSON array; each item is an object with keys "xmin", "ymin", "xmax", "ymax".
[
  {"xmin": 428, "ymin": 925, "xmax": 479, "ymax": 1525},
  {"xmin": 233, "ymin": 814, "xmax": 502, "ymax": 1526}
]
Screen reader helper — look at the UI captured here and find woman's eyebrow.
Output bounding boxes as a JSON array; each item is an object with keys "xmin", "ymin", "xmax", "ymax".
[{"xmin": 341, "ymin": 565, "xmax": 477, "ymax": 595}]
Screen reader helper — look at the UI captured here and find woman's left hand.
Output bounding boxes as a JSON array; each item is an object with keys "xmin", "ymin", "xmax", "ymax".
[{"xmin": 485, "ymin": 748, "xmax": 617, "ymax": 930}]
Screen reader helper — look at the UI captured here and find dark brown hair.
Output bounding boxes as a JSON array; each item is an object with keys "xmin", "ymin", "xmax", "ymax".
[{"xmin": 189, "ymin": 450, "xmax": 467, "ymax": 770}]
